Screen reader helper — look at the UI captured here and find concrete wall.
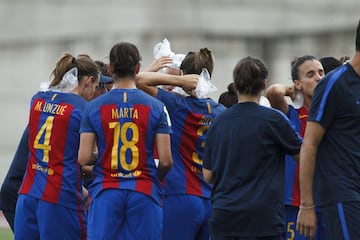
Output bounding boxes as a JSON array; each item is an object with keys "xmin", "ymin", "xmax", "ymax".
[{"xmin": 0, "ymin": 0, "xmax": 359, "ymax": 183}]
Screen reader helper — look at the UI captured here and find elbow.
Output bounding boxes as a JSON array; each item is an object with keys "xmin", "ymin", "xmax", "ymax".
[
  {"xmin": 161, "ymin": 157, "xmax": 173, "ymax": 171},
  {"xmin": 135, "ymin": 74, "xmax": 146, "ymax": 89},
  {"xmin": 78, "ymin": 155, "xmax": 87, "ymax": 166},
  {"xmin": 158, "ymin": 157, "xmax": 173, "ymax": 176},
  {"xmin": 78, "ymin": 151, "xmax": 96, "ymax": 166},
  {"xmin": 265, "ymin": 85, "xmax": 276, "ymax": 99},
  {"xmin": 202, "ymin": 168, "xmax": 213, "ymax": 184},
  {"xmin": 265, "ymin": 84, "xmax": 285, "ymax": 101},
  {"xmin": 204, "ymin": 175, "xmax": 213, "ymax": 184},
  {"xmin": 157, "ymin": 156, "xmax": 173, "ymax": 181}
]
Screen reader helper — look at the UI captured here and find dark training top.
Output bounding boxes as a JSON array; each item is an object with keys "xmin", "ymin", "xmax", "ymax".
[
  {"xmin": 309, "ymin": 63, "xmax": 360, "ymax": 206},
  {"xmin": 0, "ymin": 127, "xmax": 29, "ymax": 213},
  {"xmin": 203, "ymin": 102, "xmax": 302, "ymax": 237}
]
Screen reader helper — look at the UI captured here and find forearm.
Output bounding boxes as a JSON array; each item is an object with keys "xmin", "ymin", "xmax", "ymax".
[
  {"xmin": 296, "ymin": 123, "xmax": 323, "ymax": 238},
  {"xmin": 299, "ymin": 142, "xmax": 316, "ymax": 207},
  {"xmin": 155, "ymin": 133, "xmax": 173, "ymax": 181},
  {"xmin": 136, "ymin": 72, "xmax": 182, "ymax": 87},
  {"xmin": 299, "ymin": 122, "xmax": 325, "ymax": 207},
  {"xmin": 266, "ymin": 84, "xmax": 291, "ymax": 113},
  {"xmin": 157, "ymin": 163, "xmax": 172, "ymax": 182},
  {"xmin": 142, "ymin": 56, "xmax": 173, "ymax": 72},
  {"xmin": 78, "ymin": 133, "xmax": 97, "ymax": 166},
  {"xmin": 79, "ymin": 151, "xmax": 97, "ymax": 166}
]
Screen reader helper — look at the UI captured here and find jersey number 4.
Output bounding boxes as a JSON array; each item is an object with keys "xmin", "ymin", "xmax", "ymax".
[{"xmin": 33, "ymin": 116, "xmax": 54, "ymax": 163}]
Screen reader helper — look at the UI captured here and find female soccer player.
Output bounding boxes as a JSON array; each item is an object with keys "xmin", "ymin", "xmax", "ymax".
[
  {"xmin": 136, "ymin": 47, "xmax": 226, "ymax": 240},
  {"xmin": 203, "ymin": 56, "xmax": 302, "ymax": 239},
  {"xmin": 78, "ymin": 42, "xmax": 173, "ymax": 239},
  {"xmin": 14, "ymin": 53, "xmax": 99, "ymax": 239}
]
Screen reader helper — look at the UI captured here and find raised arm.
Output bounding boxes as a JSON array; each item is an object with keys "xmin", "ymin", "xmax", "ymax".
[
  {"xmin": 135, "ymin": 72, "xmax": 198, "ymax": 97},
  {"xmin": 266, "ymin": 84, "xmax": 296, "ymax": 114},
  {"xmin": 142, "ymin": 56, "xmax": 173, "ymax": 72}
]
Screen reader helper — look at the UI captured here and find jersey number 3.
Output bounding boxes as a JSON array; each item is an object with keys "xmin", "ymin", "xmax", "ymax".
[{"xmin": 192, "ymin": 125, "xmax": 209, "ymax": 165}]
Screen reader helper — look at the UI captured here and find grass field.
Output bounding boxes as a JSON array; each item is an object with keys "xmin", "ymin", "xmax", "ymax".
[{"xmin": 0, "ymin": 228, "xmax": 13, "ymax": 240}]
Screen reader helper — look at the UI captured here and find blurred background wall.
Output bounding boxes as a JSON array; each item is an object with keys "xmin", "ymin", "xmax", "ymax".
[{"xmin": 0, "ymin": 0, "xmax": 359, "ymax": 183}]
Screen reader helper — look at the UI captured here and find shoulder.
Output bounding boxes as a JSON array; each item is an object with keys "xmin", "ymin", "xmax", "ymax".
[
  {"xmin": 208, "ymin": 100, "xmax": 227, "ymax": 116},
  {"xmin": 132, "ymin": 90, "xmax": 169, "ymax": 113},
  {"xmin": 257, "ymin": 105, "xmax": 295, "ymax": 127},
  {"xmin": 31, "ymin": 91, "xmax": 46, "ymax": 101},
  {"xmin": 259, "ymin": 104, "xmax": 285, "ymax": 116},
  {"xmin": 157, "ymin": 88, "xmax": 183, "ymax": 101},
  {"xmin": 68, "ymin": 93, "xmax": 87, "ymax": 106},
  {"xmin": 208, "ymin": 98, "xmax": 227, "ymax": 110},
  {"xmin": 210, "ymin": 106, "xmax": 234, "ymax": 125},
  {"xmin": 317, "ymin": 64, "xmax": 349, "ymax": 91},
  {"xmin": 287, "ymin": 104, "xmax": 298, "ymax": 116},
  {"xmin": 138, "ymin": 90, "xmax": 165, "ymax": 105}
]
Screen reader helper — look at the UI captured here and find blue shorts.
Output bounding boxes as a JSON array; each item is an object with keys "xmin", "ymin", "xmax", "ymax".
[
  {"xmin": 162, "ymin": 194, "xmax": 211, "ymax": 240},
  {"xmin": 87, "ymin": 189, "xmax": 162, "ymax": 240},
  {"xmin": 210, "ymin": 231, "xmax": 283, "ymax": 240},
  {"xmin": 285, "ymin": 205, "xmax": 327, "ymax": 240},
  {"xmin": 321, "ymin": 202, "xmax": 360, "ymax": 240},
  {"xmin": 14, "ymin": 194, "xmax": 86, "ymax": 240}
]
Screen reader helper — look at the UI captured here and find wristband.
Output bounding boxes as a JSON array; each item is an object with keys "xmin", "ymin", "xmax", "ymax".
[{"xmin": 299, "ymin": 205, "xmax": 315, "ymax": 210}]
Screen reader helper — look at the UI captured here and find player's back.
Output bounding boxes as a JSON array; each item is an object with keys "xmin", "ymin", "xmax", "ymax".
[
  {"xmin": 157, "ymin": 88, "xmax": 226, "ymax": 197},
  {"xmin": 81, "ymin": 88, "xmax": 171, "ymax": 205},
  {"xmin": 19, "ymin": 91, "xmax": 86, "ymax": 210}
]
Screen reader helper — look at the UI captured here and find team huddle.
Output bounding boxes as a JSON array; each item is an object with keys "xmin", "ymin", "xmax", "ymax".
[{"xmin": 0, "ymin": 20, "xmax": 360, "ymax": 240}]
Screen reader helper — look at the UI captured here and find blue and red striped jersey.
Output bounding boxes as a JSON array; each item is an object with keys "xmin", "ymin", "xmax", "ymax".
[
  {"xmin": 157, "ymin": 88, "xmax": 226, "ymax": 198},
  {"xmin": 284, "ymin": 105, "xmax": 307, "ymax": 206},
  {"xmin": 80, "ymin": 89, "xmax": 172, "ymax": 205},
  {"xmin": 19, "ymin": 91, "xmax": 86, "ymax": 210}
]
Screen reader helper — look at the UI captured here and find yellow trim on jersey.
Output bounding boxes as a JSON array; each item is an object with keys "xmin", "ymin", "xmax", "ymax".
[
  {"xmin": 299, "ymin": 114, "xmax": 308, "ymax": 119},
  {"xmin": 51, "ymin": 93, "xmax": 58, "ymax": 101},
  {"xmin": 206, "ymin": 102, "xmax": 211, "ymax": 114},
  {"xmin": 123, "ymin": 92, "xmax": 127, "ymax": 103}
]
